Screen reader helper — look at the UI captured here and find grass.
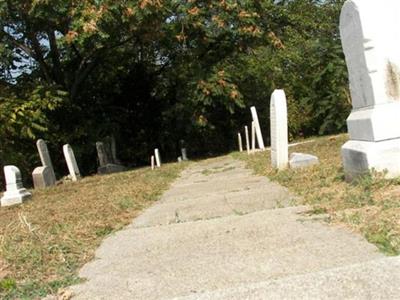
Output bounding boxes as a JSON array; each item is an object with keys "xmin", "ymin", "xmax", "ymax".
[
  {"xmin": 233, "ymin": 134, "xmax": 400, "ymax": 256},
  {"xmin": 0, "ymin": 162, "xmax": 186, "ymax": 299}
]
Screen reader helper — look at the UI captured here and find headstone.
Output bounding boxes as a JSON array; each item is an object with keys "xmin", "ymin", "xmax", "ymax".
[
  {"xmin": 151, "ymin": 155, "xmax": 155, "ymax": 170},
  {"xmin": 154, "ymin": 148, "xmax": 161, "ymax": 168},
  {"xmin": 181, "ymin": 148, "xmax": 188, "ymax": 161},
  {"xmin": 36, "ymin": 139, "xmax": 56, "ymax": 185},
  {"xmin": 251, "ymin": 121, "xmax": 256, "ymax": 151},
  {"xmin": 250, "ymin": 106, "xmax": 265, "ymax": 150},
  {"xmin": 245, "ymin": 125, "xmax": 250, "ymax": 154},
  {"xmin": 289, "ymin": 153, "xmax": 319, "ymax": 169},
  {"xmin": 238, "ymin": 133, "xmax": 243, "ymax": 152},
  {"xmin": 63, "ymin": 144, "xmax": 81, "ymax": 181},
  {"xmin": 109, "ymin": 135, "xmax": 121, "ymax": 165},
  {"xmin": 178, "ymin": 156, "xmax": 183, "ymax": 163},
  {"xmin": 270, "ymin": 89, "xmax": 289, "ymax": 170},
  {"xmin": 340, "ymin": 0, "xmax": 400, "ymax": 180},
  {"xmin": 32, "ymin": 166, "xmax": 56, "ymax": 188},
  {"xmin": 96, "ymin": 141, "xmax": 126, "ymax": 175},
  {"xmin": 1, "ymin": 166, "xmax": 31, "ymax": 206}
]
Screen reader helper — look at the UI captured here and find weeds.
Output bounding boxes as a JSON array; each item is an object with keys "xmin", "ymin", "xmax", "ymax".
[
  {"xmin": 235, "ymin": 134, "xmax": 400, "ymax": 256},
  {"xmin": 0, "ymin": 162, "xmax": 185, "ymax": 299}
]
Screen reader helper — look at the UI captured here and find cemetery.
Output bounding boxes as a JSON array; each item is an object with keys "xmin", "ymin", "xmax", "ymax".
[{"xmin": 1, "ymin": 0, "xmax": 400, "ymax": 299}]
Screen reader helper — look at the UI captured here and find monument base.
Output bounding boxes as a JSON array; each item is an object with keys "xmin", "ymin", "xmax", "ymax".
[
  {"xmin": 98, "ymin": 164, "xmax": 126, "ymax": 175},
  {"xmin": 1, "ymin": 189, "xmax": 32, "ymax": 207},
  {"xmin": 342, "ymin": 139, "xmax": 400, "ymax": 181}
]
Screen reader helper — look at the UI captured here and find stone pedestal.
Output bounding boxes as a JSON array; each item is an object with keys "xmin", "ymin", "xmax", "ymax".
[
  {"xmin": 1, "ymin": 166, "xmax": 31, "ymax": 207},
  {"xmin": 340, "ymin": 0, "xmax": 400, "ymax": 179},
  {"xmin": 32, "ymin": 166, "xmax": 56, "ymax": 188}
]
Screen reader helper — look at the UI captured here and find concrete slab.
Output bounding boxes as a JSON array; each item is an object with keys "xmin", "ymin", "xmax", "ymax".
[{"xmin": 69, "ymin": 156, "xmax": 391, "ymax": 300}]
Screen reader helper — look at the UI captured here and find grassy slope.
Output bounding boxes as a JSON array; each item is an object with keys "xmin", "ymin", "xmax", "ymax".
[
  {"xmin": 0, "ymin": 162, "xmax": 186, "ymax": 299},
  {"xmin": 233, "ymin": 134, "xmax": 400, "ymax": 256}
]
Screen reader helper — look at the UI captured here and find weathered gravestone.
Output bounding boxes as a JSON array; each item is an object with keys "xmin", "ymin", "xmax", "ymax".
[
  {"xmin": 181, "ymin": 149, "xmax": 188, "ymax": 161},
  {"xmin": 154, "ymin": 148, "xmax": 161, "ymax": 168},
  {"xmin": 32, "ymin": 166, "xmax": 56, "ymax": 188},
  {"xmin": 244, "ymin": 126, "xmax": 250, "ymax": 154},
  {"xmin": 1, "ymin": 166, "xmax": 31, "ymax": 206},
  {"xmin": 63, "ymin": 144, "xmax": 81, "ymax": 181},
  {"xmin": 238, "ymin": 133, "xmax": 243, "ymax": 152},
  {"xmin": 96, "ymin": 141, "xmax": 126, "ymax": 175},
  {"xmin": 151, "ymin": 155, "xmax": 155, "ymax": 170},
  {"xmin": 250, "ymin": 106, "xmax": 265, "ymax": 150},
  {"xmin": 340, "ymin": 0, "xmax": 400, "ymax": 180},
  {"xmin": 36, "ymin": 139, "xmax": 56, "ymax": 186},
  {"xmin": 270, "ymin": 89, "xmax": 289, "ymax": 170},
  {"xmin": 180, "ymin": 140, "xmax": 189, "ymax": 161}
]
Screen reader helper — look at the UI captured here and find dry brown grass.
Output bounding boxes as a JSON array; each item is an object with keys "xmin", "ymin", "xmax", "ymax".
[
  {"xmin": 233, "ymin": 134, "xmax": 400, "ymax": 256},
  {"xmin": 0, "ymin": 162, "xmax": 186, "ymax": 299}
]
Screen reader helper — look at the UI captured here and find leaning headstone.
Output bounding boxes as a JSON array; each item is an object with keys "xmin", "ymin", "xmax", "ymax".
[
  {"xmin": 289, "ymin": 153, "xmax": 319, "ymax": 169},
  {"xmin": 1, "ymin": 166, "xmax": 31, "ymax": 206},
  {"xmin": 36, "ymin": 139, "xmax": 56, "ymax": 185},
  {"xmin": 270, "ymin": 89, "xmax": 289, "ymax": 170},
  {"xmin": 245, "ymin": 125, "xmax": 250, "ymax": 154},
  {"xmin": 340, "ymin": 0, "xmax": 400, "ymax": 179},
  {"xmin": 63, "ymin": 144, "xmax": 81, "ymax": 181},
  {"xmin": 151, "ymin": 155, "xmax": 155, "ymax": 170},
  {"xmin": 96, "ymin": 141, "xmax": 126, "ymax": 174},
  {"xmin": 32, "ymin": 166, "xmax": 56, "ymax": 188},
  {"xmin": 251, "ymin": 121, "xmax": 256, "ymax": 151},
  {"xmin": 154, "ymin": 148, "xmax": 161, "ymax": 168},
  {"xmin": 250, "ymin": 106, "xmax": 265, "ymax": 150},
  {"xmin": 238, "ymin": 133, "xmax": 243, "ymax": 152}
]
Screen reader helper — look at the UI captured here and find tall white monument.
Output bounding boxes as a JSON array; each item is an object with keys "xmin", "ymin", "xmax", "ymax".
[
  {"xmin": 154, "ymin": 148, "xmax": 161, "ymax": 168},
  {"xmin": 270, "ymin": 89, "xmax": 289, "ymax": 170},
  {"xmin": 244, "ymin": 125, "xmax": 250, "ymax": 154},
  {"xmin": 1, "ymin": 166, "xmax": 31, "ymax": 206},
  {"xmin": 250, "ymin": 106, "xmax": 265, "ymax": 150},
  {"xmin": 237, "ymin": 133, "xmax": 243, "ymax": 152},
  {"xmin": 340, "ymin": 0, "xmax": 400, "ymax": 179}
]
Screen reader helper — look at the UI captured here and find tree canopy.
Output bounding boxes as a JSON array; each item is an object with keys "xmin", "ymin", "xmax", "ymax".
[{"xmin": 0, "ymin": 0, "xmax": 350, "ymax": 187}]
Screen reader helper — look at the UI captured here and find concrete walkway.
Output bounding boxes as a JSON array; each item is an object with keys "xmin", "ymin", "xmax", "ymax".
[{"xmin": 70, "ymin": 156, "xmax": 400, "ymax": 299}]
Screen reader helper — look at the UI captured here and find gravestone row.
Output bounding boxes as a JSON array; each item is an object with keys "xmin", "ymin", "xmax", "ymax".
[{"xmin": 237, "ymin": 90, "xmax": 319, "ymax": 170}]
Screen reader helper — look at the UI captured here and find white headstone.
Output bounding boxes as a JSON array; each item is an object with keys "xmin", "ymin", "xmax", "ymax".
[
  {"xmin": 238, "ymin": 133, "xmax": 243, "ymax": 152},
  {"xmin": 32, "ymin": 166, "xmax": 56, "ymax": 188},
  {"xmin": 340, "ymin": 0, "xmax": 400, "ymax": 179},
  {"xmin": 270, "ymin": 89, "xmax": 288, "ymax": 170},
  {"xmin": 151, "ymin": 155, "xmax": 155, "ymax": 170},
  {"xmin": 251, "ymin": 121, "xmax": 256, "ymax": 151},
  {"xmin": 181, "ymin": 148, "xmax": 188, "ymax": 161},
  {"xmin": 63, "ymin": 144, "xmax": 81, "ymax": 181},
  {"xmin": 245, "ymin": 126, "xmax": 250, "ymax": 154},
  {"xmin": 1, "ymin": 166, "xmax": 31, "ymax": 206},
  {"xmin": 250, "ymin": 106, "xmax": 265, "ymax": 150},
  {"xmin": 154, "ymin": 148, "xmax": 161, "ymax": 168},
  {"xmin": 36, "ymin": 139, "xmax": 56, "ymax": 185}
]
